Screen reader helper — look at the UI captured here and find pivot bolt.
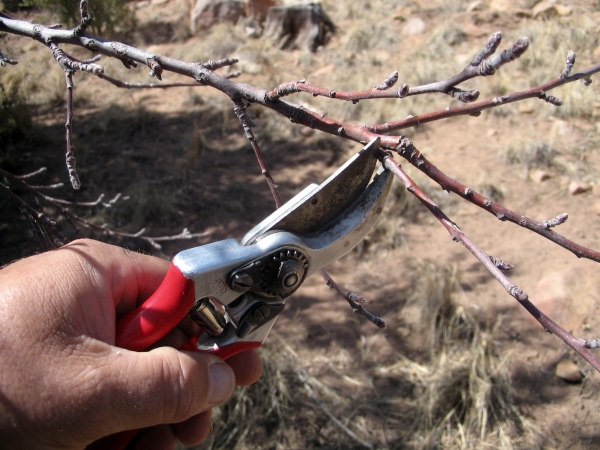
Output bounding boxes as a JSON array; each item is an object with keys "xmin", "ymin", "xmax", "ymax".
[{"xmin": 231, "ymin": 272, "xmax": 254, "ymax": 291}]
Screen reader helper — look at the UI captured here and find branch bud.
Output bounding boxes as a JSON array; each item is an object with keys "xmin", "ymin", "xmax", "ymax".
[
  {"xmin": 479, "ymin": 37, "xmax": 529, "ymax": 76},
  {"xmin": 397, "ymin": 84, "xmax": 409, "ymax": 98},
  {"xmin": 544, "ymin": 213, "xmax": 568, "ymax": 228},
  {"xmin": 470, "ymin": 31, "xmax": 502, "ymax": 66},
  {"xmin": 147, "ymin": 57, "xmax": 162, "ymax": 80},
  {"xmin": 449, "ymin": 88, "xmax": 480, "ymax": 103},
  {"xmin": 560, "ymin": 51, "xmax": 576, "ymax": 79},
  {"xmin": 489, "ymin": 255, "xmax": 513, "ymax": 271},
  {"xmin": 374, "ymin": 71, "xmax": 399, "ymax": 90}
]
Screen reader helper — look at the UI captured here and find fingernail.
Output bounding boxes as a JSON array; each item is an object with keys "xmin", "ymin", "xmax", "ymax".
[{"xmin": 208, "ymin": 362, "xmax": 234, "ymax": 405}]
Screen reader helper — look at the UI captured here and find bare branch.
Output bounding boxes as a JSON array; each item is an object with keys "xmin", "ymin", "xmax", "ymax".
[
  {"xmin": 380, "ymin": 154, "xmax": 600, "ymax": 373},
  {"xmin": 201, "ymin": 58, "xmax": 239, "ymax": 71},
  {"xmin": 0, "ymin": 49, "xmax": 17, "ymax": 66},
  {"xmin": 73, "ymin": 0, "xmax": 93, "ymax": 37},
  {"xmin": 320, "ymin": 269, "xmax": 385, "ymax": 329},
  {"xmin": 561, "ymin": 50, "xmax": 576, "ymax": 79},
  {"xmin": 233, "ymin": 100, "xmax": 283, "ymax": 208},
  {"xmin": 64, "ymin": 70, "xmax": 80, "ymax": 190},
  {"xmin": 391, "ymin": 140, "xmax": 600, "ymax": 263}
]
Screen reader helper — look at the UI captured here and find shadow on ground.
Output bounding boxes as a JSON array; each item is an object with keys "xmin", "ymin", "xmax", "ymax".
[{"xmin": 0, "ymin": 102, "xmax": 350, "ymax": 263}]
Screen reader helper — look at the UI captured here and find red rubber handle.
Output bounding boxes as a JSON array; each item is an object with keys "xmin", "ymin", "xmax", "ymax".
[
  {"xmin": 116, "ymin": 262, "xmax": 196, "ymax": 351},
  {"xmin": 88, "ymin": 262, "xmax": 263, "ymax": 450}
]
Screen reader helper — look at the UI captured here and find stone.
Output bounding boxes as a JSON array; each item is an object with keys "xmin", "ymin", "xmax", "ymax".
[
  {"xmin": 550, "ymin": 119, "xmax": 577, "ymax": 139},
  {"xmin": 402, "ymin": 17, "xmax": 426, "ymax": 36},
  {"xmin": 490, "ymin": 0, "xmax": 512, "ymax": 12},
  {"xmin": 467, "ymin": 1, "xmax": 486, "ymax": 12},
  {"xmin": 526, "ymin": 265, "xmax": 598, "ymax": 332},
  {"xmin": 530, "ymin": 169, "xmax": 550, "ymax": 183},
  {"xmin": 593, "ymin": 183, "xmax": 600, "ymax": 197},
  {"xmin": 569, "ymin": 181, "xmax": 591, "ymax": 195},
  {"xmin": 593, "ymin": 200, "xmax": 600, "ymax": 216},
  {"xmin": 393, "ymin": 6, "xmax": 413, "ymax": 20},
  {"xmin": 555, "ymin": 359, "xmax": 582, "ymax": 383},
  {"xmin": 518, "ymin": 102, "xmax": 535, "ymax": 114},
  {"xmin": 532, "ymin": 2, "xmax": 572, "ymax": 19}
]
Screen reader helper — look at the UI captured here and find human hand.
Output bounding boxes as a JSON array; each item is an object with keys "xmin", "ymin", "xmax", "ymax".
[{"xmin": 0, "ymin": 239, "xmax": 262, "ymax": 450}]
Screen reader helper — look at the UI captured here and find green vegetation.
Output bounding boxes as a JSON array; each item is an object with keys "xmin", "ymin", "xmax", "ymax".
[{"xmin": 18, "ymin": 0, "xmax": 135, "ymax": 35}]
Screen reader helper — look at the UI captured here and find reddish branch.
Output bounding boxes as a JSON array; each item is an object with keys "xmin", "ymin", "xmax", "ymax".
[
  {"xmin": 233, "ymin": 100, "xmax": 283, "ymax": 208},
  {"xmin": 393, "ymin": 140, "xmax": 600, "ymax": 263},
  {"xmin": 1, "ymin": 4, "xmax": 600, "ymax": 371},
  {"xmin": 380, "ymin": 154, "xmax": 600, "ymax": 373},
  {"xmin": 320, "ymin": 269, "xmax": 385, "ymax": 329}
]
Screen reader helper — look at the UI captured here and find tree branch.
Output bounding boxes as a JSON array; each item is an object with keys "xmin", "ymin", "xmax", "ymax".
[{"xmin": 380, "ymin": 153, "xmax": 600, "ymax": 373}]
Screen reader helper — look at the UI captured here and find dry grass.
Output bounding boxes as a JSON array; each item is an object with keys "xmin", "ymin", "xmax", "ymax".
[
  {"xmin": 4, "ymin": 3, "xmax": 598, "ymax": 448},
  {"xmin": 189, "ymin": 259, "xmax": 538, "ymax": 450},
  {"xmin": 500, "ymin": 140, "xmax": 558, "ymax": 178}
]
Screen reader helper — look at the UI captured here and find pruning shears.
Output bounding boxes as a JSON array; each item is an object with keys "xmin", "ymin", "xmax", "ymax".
[{"xmin": 91, "ymin": 138, "xmax": 392, "ymax": 449}]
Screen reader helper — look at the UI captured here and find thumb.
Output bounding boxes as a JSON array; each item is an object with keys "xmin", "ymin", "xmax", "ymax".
[{"xmin": 96, "ymin": 346, "xmax": 235, "ymax": 434}]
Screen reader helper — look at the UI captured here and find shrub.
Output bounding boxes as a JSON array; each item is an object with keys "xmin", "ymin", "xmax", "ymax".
[{"xmin": 29, "ymin": 0, "xmax": 135, "ymax": 35}]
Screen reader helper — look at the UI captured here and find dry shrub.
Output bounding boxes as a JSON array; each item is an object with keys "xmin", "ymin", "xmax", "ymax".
[
  {"xmin": 411, "ymin": 331, "xmax": 531, "ymax": 450},
  {"xmin": 194, "ymin": 261, "xmax": 537, "ymax": 449},
  {"xmin": 500, "ymin": 141, "xmax": 558, "ymax": 178},
  {"xmin": 477, "ymin": 181, "xmax": 504, "ymax": 204},
  {"xmin": 407, "ymin": 259, "xmax": 463, "ymax": 350}
]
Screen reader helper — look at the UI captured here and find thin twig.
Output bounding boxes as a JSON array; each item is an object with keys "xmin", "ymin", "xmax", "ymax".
[
  {"xmin": 233, "ymin": 100, "xmax": 283, "ymax": 208},
  {"xmin": 380, "ymin": 154, "xmax": 600, "ymax": 374},
  {"xmin": 392, "ymin": 138, "xmax": 600, "ymax": 263},
  {"xmin": 320, "ymin": 269, "xmax": 385, "ymax": 329}
]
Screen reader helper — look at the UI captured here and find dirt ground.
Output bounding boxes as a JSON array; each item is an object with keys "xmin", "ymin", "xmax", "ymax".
[{"xmin": 2, "ymin": 0, "xmax": 600, "ymax": 448}]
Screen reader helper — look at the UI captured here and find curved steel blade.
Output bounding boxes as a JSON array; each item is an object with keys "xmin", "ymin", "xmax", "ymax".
[{"xmin": 242, "ymin": 138, "xmax": 381, "ymax": 245}]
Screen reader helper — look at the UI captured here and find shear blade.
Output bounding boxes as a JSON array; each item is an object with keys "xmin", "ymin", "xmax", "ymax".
[{"xmin": 242, "ymin": 138, "xmax": 382, "ymax": 245}]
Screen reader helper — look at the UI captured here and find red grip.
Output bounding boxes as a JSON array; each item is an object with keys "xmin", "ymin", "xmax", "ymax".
[
  {"xmin": 90, "ymin": 263, "xmax": 263, "ymax": 450},
  {"xmin": 116, "ymin": 262, "xmax": 196, "ymax": 351}
]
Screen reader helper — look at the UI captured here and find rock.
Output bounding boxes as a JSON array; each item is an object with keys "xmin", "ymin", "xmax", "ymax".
[
  {"xmin": 393, "ymin": 6, "xmax": 413, "ymax": 20},
  {"xmin": 514, "ymin": 9, "xmax": 532, "ymax": 18},
  {"xmin": 402, "ymin": 17, "xmax": 426, "ymax": 36},
  {"xmin": 467, "ymin": 0, "xmax": 486, "ymax": 12},
  {"xmin": 555, "ymin": 359, "xmax": 582, "ymax": 383},
  {"xmin": 518, "ymin": 102, "xmax": 535, "ymax": 114},
  {"xmin": 593, "ymin": 200, "xmax": 600, "ymax": 216},
  {"xmin": 487, "ymin": 128, "xmax": 497, "ymax": 137},
  {"xmin": 569, "ymin": 181, "xmax": 591, "ymax": 195},
  {"xmin": 593, "ymin": 183, "xmax": 600, "ymax": 197},
  {"xmin": 530, "ymin": 169, "xmax": 550, "ymax": 183},
  {"xmin": 532, "ymin": 2, "xmax": 572, "ymax": 19},
  {"xmin": 526, "ymin": 265, "xmax": 598, "ymax": 332},
  {"xmin": 490, "ymin": 0, "xmax": 512, "ymax": 12},
  {"xmin": 190, "ymin": 0, "xmax": 245, "ymax": 34}
]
